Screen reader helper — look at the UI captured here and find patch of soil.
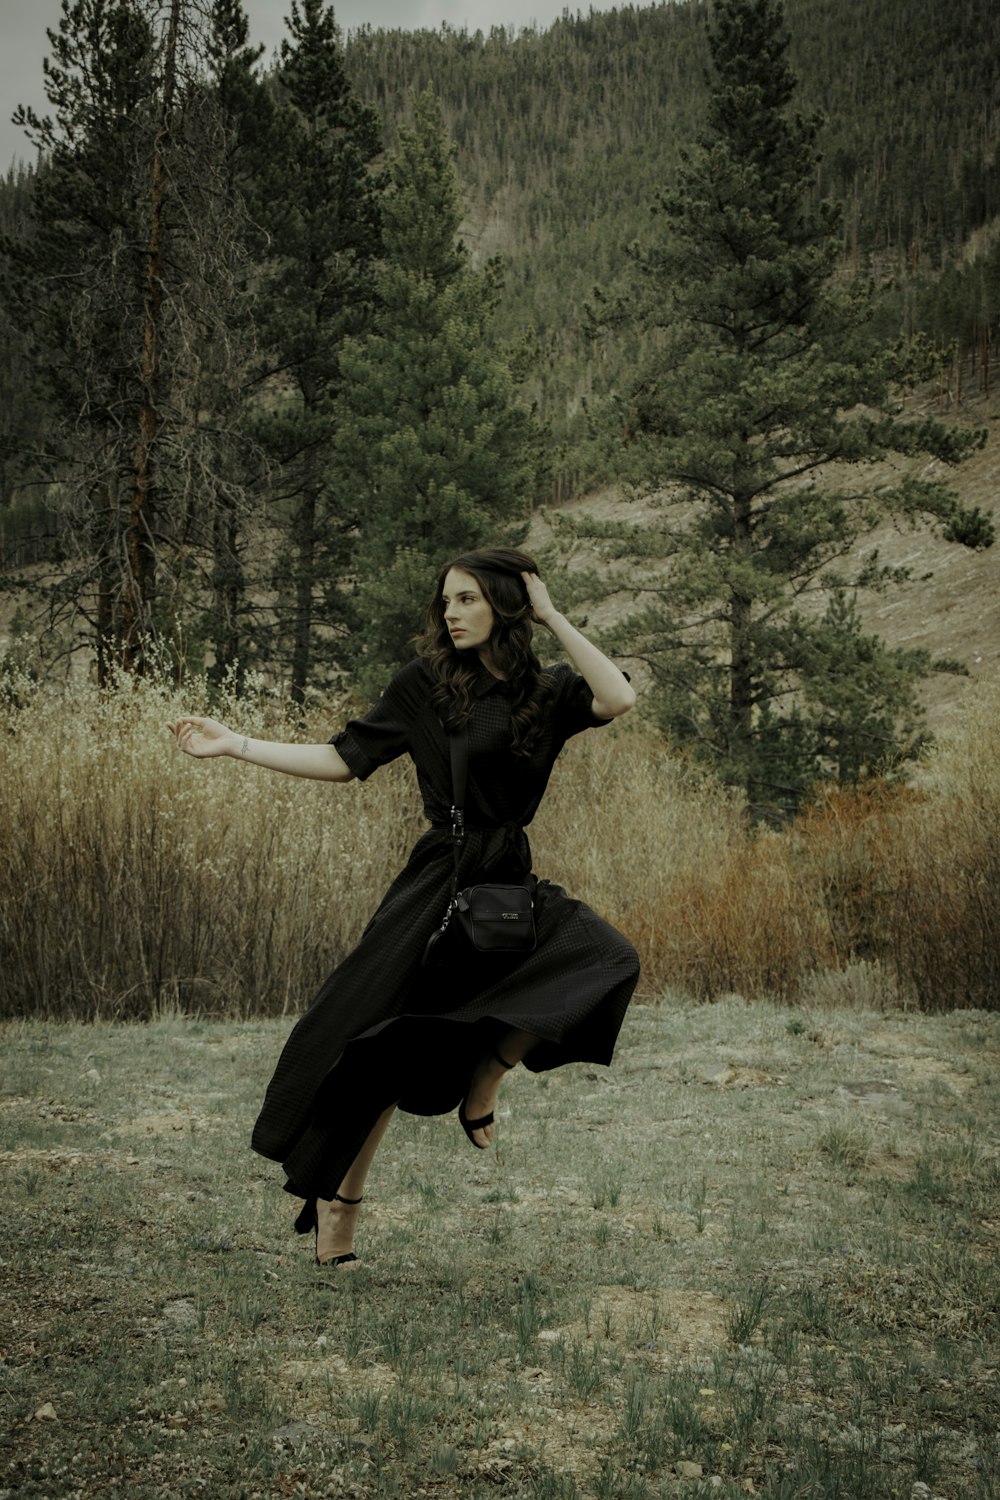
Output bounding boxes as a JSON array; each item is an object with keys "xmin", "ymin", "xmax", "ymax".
[{"xmin": 551, "ymin": 1283, "xmax": 729, "ymax": 1357}]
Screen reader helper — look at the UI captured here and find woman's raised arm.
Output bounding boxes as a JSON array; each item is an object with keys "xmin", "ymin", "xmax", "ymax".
[
  {"xmin": 521, "ymin": 573, "xmax": 636, "ymax": 720},
  {"xmin": 167, "ymin": 716, "xmax": 354, "ymax": 782}
]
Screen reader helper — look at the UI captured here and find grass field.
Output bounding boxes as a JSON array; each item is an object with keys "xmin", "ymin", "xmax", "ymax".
[{"xmin": 1, "ymin": 999, "xmax": 998, "ymax": 1499}]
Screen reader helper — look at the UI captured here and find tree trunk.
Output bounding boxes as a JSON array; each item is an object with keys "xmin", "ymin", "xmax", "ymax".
[
  {"xmin": 96, "ymin": 566, "xmax": 117, "ymax": 689},
  {"xmin": 94, "ymin": 472, "xmax": 120, "ymax": 689},
  {"xmin": 211, "ymin": 492, "xmax": 244, "ymax": 687},
  {"xmin": 123, "ymin": 0, "xmax": 182, "ymax": 673},
  {"xmin": 290, "ymin": 454, "xmax": 318, "ymax": 707},
  {"xmin": 729, "ymin": 490, "xmax": 755, "ymax": 802}
]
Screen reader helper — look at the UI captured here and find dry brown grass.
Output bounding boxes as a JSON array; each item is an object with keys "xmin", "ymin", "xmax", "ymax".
[
  {"xmin": 2, "ymin": 668, "xmax": 998, "ymax": 1017},
  {"xmin": 641, "ymin": 839, "xmax": 835, "ymax": 1002},
  {"xmin": 551, "ymin": 697, "xmax": 1000, "ymax": 1009},
  {"xmin": 529, "ymin": 724, "xmax": 743, "ymax": 988},
  {"xmin": 0, "ymin": 667, "xmax": 424, "ymax": 1018},
  {"xmin": 873, "ymin": 691, "xmax": 1000, "ymax": 1009}
]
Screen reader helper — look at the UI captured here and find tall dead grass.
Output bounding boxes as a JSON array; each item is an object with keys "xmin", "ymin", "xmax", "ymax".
[
  {"xmin": 2, "ymin": 670, "xmax": 998, "ymax": 1016},
  {"xmin": 530, "ymin": 683, "xmax": 999, "ymax": 1012},
  {"xmin": 873, "ymin": 694, "xmax": 1000, "ymax": 1010},
  {"xmin": 0, "ymin": 667, "xmax": 423, "ymax": 1018},
  {"xmin": 532, "ymin": 730, "xmax": 835, "ymax": 1001}
]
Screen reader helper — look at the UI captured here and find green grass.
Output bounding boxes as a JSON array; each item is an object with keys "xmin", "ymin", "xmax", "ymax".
[{"xmin": 0, "ymin": 998, "xmax": 998, "ymax": 1498}]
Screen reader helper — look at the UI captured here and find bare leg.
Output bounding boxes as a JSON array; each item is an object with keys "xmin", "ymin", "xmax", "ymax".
[
  {"xmin": 315, "ymin": 1103, "xmax": 396, "ymax": 1265},
  {"xmin": 462, "ymin": 1028, "xmax": 539, "ymax": 1149}
]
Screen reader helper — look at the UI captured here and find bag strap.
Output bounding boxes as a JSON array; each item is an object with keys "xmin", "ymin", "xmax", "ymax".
[
  {"xmin": 448, "ymin": 722, "xmax": 523, "ymax": 871},
  {"xmin": 447, "ymin": 729, "xmax": 469, "ymax": 896},
  {"xmin": 450, "ymin": 724, "xmax": 505, "ymax": 829},
  {"xmin": 449, "ymin": 727, "xmax": 469, "ymax": 819}
]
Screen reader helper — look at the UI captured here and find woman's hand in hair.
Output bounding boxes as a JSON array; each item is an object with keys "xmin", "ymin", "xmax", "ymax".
[
  {"xmin": 521, "ymin": 572, "xmax": 559, "ymax": 628},
  {"xmin": 521, "ymin": 572, "xmax": 636, "ymax": 719}
]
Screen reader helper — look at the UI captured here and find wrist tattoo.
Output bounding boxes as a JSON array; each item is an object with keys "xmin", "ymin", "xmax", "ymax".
[{"xmin": 240, "ymin": 737, "xmax": 249, "ymax": 758}]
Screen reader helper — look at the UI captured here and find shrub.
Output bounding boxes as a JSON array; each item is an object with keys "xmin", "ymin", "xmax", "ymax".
[{"xmin": 875, "ymin": 691, "xmax": 1000, "ymax": 1010}]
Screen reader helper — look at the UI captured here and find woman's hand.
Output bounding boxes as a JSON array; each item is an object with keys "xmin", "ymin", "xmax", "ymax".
[
  {"xmin": 521, "ymin": 572, "xmax": 636, "ymax": 719},
  {"xmin": 521, "ymin": 571, "xmax": 560, "ymax": 627},
  {"xmin": 167, "ymin": 716, "xmax": 239, "ymax": 759}
]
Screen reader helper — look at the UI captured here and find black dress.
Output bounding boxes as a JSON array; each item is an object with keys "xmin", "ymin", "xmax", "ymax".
[{"xmin": 251, "ymin": 656, "xmax": 640, "ymax": 1205}]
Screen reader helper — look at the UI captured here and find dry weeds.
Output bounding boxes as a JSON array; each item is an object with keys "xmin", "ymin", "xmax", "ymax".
[{"xmin": 2, "ymin": 665, "xmax": 999, "ymax": 1017}]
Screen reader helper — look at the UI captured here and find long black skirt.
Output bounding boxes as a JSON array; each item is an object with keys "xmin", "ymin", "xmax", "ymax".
[{"xmin": 251, "ymin": 825, "xmax": 640, "ymax": 1203}]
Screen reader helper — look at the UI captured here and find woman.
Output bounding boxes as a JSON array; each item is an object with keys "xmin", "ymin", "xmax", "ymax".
[{"xmin": 169, "ymin": 548, "xmax": 639, "ymax": 1267}]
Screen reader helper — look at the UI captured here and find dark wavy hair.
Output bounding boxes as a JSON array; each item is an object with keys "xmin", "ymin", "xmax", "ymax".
[{"xmin": 417, "ymin": 546, "xmax": 556, "ymax": 755}]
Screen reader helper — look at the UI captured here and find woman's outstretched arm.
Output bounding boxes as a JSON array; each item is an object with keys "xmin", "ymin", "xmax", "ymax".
[
  {"xmin": 167, "ymin": 716, "xmax": 355, "ymax": 782},
  {"xmin": 522, "ymin": 572, "xmax": 636, "ymax": 720}
]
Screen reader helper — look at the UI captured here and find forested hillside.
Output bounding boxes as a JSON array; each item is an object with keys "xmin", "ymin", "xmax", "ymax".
[
  {"xmin": 341, "ymin": 0, "xmax": 1000, "ymax": 482},
  {"xmin": 3, "ymin": 0, "xmax": 999, "ymax": 496}
]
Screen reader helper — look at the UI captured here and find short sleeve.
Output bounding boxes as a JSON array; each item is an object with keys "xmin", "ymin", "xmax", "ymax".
[
  {"xmin": 548, "ymin": 661, "xmax": 628, "ymax": 742},
  {"xmin": 330, "ymin": 661, "xmax": 425, "ymax": 781}
]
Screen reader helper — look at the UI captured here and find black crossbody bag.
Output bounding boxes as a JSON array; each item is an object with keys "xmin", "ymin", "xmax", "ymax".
[{"xmin": 421, "ymin": 730, "xmax": 536, "ymax": 967}]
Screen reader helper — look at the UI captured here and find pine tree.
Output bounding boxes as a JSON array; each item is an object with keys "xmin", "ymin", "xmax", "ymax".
[
  {"xmin": 335, "ymin": 91, "xmax": 541, "ymax": 690},
  {"xmin": 183, "ymin": 0, "xmax": 270, "ymax": 686},
  {"xmin": 799, "ymin": 591, "xmax": 931, "ymax": 785},
  {"xmin": 2, "ymin": 0, "xmax": 266, "ymax": 680},
  {"xmin": 251, "ymin": 0, "xmax": 383, "ymax": 704},
  {"xmin": 123, "ymin": 0, "xmax": 184, "ymax": 672},
  {"xmin": 569, "ymin": 0, "xmax": 990, "ymax": 813},
  {"xmin": 129, "ymin": 0, "xmax": 271, "ymax": 680},
  {"xmin": 4, "ymin": 0, "xmax": 158, "ymax": 680},
  {"xmin": 0, "ymin": 165, "xmax": 51, "ymax": 519}
]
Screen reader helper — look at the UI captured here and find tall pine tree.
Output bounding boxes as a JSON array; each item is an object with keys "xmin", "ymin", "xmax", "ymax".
[
  {"xmin": 0, "ymin": 164, "xmax": 51, "ymax": 522},
  {"xmin": 175, "ymin": 0, "xmax": 270, "ymax": 685},
  {"xmin": 2, "ymin": 0, "xmax": 268, "ymax": 680},
  {"xmin": 4, "ymin": 0, "xmax": 158, "ymax": 679},
  {"xmin": 335, "ymin": 90, "xmax": 541, "ymax": 690},
  {"xmin": 571, "ymin": 0, "xmax": 990, "ymax": 813},
  {"xmin": 251, "ymin": 0, "xmax": 383, "ymax": 704}
]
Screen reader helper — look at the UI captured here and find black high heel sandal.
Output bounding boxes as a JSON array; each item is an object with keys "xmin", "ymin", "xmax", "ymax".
[
  {"xmin": 458, "ymin": 1047, "xmax": 516, "ymax": 1148},
  {"xmin": 312, "ymin": 1191, "xmax": 363, "ymax": 1266}
]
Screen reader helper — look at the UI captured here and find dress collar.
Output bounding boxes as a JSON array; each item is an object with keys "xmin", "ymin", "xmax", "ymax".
[{"xmin": 471, "ymin": 659, "xmax": 510, "ymax": 697}]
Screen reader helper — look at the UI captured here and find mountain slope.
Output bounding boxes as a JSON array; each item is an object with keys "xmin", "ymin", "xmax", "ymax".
[{"xmin": 343, "ymin": 0, "xmax": 1000, "ymax": 465}]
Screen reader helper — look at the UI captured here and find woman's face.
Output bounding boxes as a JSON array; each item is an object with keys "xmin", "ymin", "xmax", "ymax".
[{"xmin": 441, "ymin": 567, "xmax": 495, "ymax": 653}]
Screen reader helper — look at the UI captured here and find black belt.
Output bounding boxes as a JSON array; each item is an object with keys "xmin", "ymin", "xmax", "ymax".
[{"xmin": 429, "ymin": 820, "xmax": 523, "ymax": 835}]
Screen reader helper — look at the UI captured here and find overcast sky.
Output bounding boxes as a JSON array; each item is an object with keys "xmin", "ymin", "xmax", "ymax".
[{"xmin": 2, "ymin": 0, "xmax": 628, "ymax": 171}]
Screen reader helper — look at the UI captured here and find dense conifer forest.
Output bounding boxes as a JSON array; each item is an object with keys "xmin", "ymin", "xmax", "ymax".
[
  {"xmin": 342, "ymin": 0, "xmax": 1000, "ymax": 475},
  {"xmin": 0, "ymin": 0, "xmax": 996, "ymax": 804},
  {"xmin": 4, "ymin": 0, "xmax": 998, "ymax": 496}
]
